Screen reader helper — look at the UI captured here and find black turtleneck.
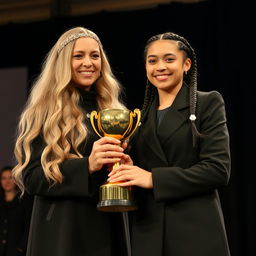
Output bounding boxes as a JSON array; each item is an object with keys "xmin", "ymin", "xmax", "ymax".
[
  {"xmin": 76, "ymin": 87, "xmax": 100, "ymax": 154},
  {"xmin": 77, "ymin": 87, "xmax": 98, "ymax": 113}
]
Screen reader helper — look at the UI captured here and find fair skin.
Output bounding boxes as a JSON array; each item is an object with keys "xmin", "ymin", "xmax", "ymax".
[
  {"xmin": 71, "ymin": 37, "xmax": 101, "ymax": 91},
  {"xmin": 108, "ymin": 39, "xmax": 191, "ymax": 189},
  {"xmin": 88, "ymin": 137, "xmax": 129, "ymax": 174},
  {"xmin": 1, "ymin": 170, "xmax": 17, "ymax": 201},
  {"xmin": 70, "ymin": 37, "xmax": 130, "ymax": 174}
]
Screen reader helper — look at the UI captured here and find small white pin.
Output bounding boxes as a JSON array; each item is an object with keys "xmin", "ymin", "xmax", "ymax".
[{"xmin": 189, "ymin": 114, "xmax": 196, "ymax": 121}]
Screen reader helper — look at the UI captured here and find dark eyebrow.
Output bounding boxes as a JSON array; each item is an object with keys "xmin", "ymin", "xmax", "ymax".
[
  {"xmin": 164, "ymin": 53, "xmax": 176, "ymax": 57},
  {"xmin": 147, "ymin": 53, "xmax": 176, "ymax": 59}
]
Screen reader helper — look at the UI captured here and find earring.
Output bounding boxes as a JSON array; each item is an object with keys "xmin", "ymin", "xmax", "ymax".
[{"xmin": 185, "ymin": 71, "xmax": 188, "ymax": 75}]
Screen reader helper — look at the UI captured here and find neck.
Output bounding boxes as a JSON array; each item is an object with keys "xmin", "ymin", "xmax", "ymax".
[
  {"xmin": 157, "ymin": 83, "xmax": 182, "ymax": 110},
  {"xmin": 5, "ymin": 191, "xmax": 16, "ymax": 202}
]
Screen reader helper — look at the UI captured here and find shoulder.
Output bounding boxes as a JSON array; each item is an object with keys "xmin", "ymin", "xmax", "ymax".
[
  {"xmin": 197, "ymin": 90, "xmax": 225, "ymax": 107},
  {"xmin": 197, "ymin": 90, "xmax": 224, "ymax": 101},
  {"xmin": 196, "ymin": 90, "xmax": 227, "ymax": 122}
]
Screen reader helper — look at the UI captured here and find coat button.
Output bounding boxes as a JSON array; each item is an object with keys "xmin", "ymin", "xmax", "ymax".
[{"xmin": 1, "ymin": 239, "xmax": 6, "ymax": 244}]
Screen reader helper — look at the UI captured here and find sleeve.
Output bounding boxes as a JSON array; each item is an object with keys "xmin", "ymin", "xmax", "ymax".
[
  {"xmin": 22, "ymin": 135, "xmax": 105, "ymax": 197},
  {"xmin": 152, "ymin": 91, "xmax": 231, "ymax": 201}
]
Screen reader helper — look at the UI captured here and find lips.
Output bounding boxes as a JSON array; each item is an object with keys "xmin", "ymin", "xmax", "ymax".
[
  {"xmin": 78, "ymin": 71, "xmax": 95, "ymax": 78},
  {"xmin": 154, "ymin": 74, "xmax": 170, "ymax": 81},
  {"xmin": 79, "ymin": 71, "xmax": 94, "ymax": 75}
]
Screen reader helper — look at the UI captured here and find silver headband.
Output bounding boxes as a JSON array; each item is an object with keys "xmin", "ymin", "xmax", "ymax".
[{"xmin": 57, "ymin": 32, "xmax": 100, "ymax": 54}]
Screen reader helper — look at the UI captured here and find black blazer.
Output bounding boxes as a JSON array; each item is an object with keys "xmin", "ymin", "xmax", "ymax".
[
  {"xmin": 23, "ymin": 90, "xmax": 125, "ymax": 256},
  {"xmin": 130, "ymin": 85, "xmax": 231, "ymax": 256}
]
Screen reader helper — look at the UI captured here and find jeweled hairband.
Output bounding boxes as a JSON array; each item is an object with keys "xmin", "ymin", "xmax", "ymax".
[{"xmin": 57, "ymin": 32, "xmax": 101, "ymax": 54}]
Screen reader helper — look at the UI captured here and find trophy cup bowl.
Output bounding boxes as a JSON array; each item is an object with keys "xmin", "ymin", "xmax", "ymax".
[{"xmin": 90, "ymin": 108, "xmax": 141, "ymax": 212}]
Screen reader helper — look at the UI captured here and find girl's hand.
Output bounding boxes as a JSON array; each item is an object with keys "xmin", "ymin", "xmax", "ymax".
[
  {"xmin": 107, "ymin": 164, "xmax": 153, "ymax": 189},
  {"xmin": 88, "ymin": 137, "xmax": 124, "ymax": 174}
]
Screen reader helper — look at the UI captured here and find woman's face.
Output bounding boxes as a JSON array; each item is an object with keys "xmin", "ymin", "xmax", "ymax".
[
  {"xmin": 145, "ymin": 40, "xmax": 191, "ymax": 93},
  {"xmin": 0, "ymin": 170, "xmax": 16, "ymax": 192},
  {"xmin": 71, "ymin": 37, "xmax": 101, "ymax": 90}
]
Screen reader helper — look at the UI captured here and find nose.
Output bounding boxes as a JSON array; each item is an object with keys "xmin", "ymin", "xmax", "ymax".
[
  {"xmin": 82, "ymin": 57, "xmax": 92, "ymax": 67},
  {"xmin": 156, "ymin": 60, "xmax": 166, "ymax": 71}
]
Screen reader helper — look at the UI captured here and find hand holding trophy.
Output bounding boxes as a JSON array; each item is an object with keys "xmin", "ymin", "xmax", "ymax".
[{"xmin": 90, "ymin": 108, "xmax": 141, "ymax": 212}]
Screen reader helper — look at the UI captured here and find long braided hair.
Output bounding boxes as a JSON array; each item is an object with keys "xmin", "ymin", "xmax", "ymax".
[{"xmin": 141, "ymin": 32, "xmax": 201, "ymax": 145}]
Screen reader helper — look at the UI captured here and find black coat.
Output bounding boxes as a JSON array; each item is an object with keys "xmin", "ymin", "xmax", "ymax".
[
  {"xmin": 0, "ymin": 193, "xmax": 33, "ymax": 256},
  {"xmin": 130, "ymin": 85, "xmax": 231, "ymax": 256},
  {"xmin": 23, "ymin": 89, "xmax": 126, "ymax": 256}
]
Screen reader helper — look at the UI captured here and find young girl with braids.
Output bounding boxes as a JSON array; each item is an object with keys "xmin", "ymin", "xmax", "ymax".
[
  {"xmin": 12, "ymin": 27, "xmax": 130, "ymax": 256},
  {"xmin": 108, "ymin": 32, "xmax": 231, "ymax": 256}
]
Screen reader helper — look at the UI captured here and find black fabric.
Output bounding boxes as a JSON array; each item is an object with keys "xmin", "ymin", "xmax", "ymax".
[
  {"xmin": 129, "ymin": 85, "xmax": 231, "ymax": 256},
  {"xmin": 0, "ymin": 193, "xmax": 33, "ymax": 256},
  {"xmin": 23, "ymin": 89, "xmax": 126, "ymax": 256},
  {"xmin": 157, "ymin": 106, "xmax": 171, "ymax": 127}
]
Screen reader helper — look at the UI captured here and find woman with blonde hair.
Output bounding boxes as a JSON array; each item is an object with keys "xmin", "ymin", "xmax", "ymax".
[{"xmin": 12, "ymin": 26, "xmax": 128, "ymax": 256}]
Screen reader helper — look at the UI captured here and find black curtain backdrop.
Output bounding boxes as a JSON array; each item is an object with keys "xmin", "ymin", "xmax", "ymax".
[{"xmin": 0, "ymin": 0, "xmax": 253, "ymax": 255}]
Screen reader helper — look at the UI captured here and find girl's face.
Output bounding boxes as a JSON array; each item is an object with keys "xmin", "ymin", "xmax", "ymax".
[
  {"xmin": 145, "ymin": 40, "xmax": 191, "ymax": 93},
  {"xmin": 0, "ymin": 170, "xmax": 16, "ymax": 192},
  {"xmin": 71, "ymin": 37, "xmax": 101, "ymax": 90}
]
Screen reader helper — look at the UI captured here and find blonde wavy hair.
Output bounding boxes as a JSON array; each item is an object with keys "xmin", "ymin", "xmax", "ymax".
[{"xmin": 12, "ymin": 27, "xmax": 125, "ymax": 193}]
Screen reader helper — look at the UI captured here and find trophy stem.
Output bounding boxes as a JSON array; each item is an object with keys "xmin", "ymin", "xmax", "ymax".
[{"xmin": 113, "ymin": 162, "xmax": 120, "ymax": 169}]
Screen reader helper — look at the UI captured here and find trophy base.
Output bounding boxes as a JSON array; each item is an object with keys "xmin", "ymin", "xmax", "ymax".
[
  {"xmin": 97, "ymin": 199, "xmax": 137, "ymax": 212},
  {"xmin": 97, "ymin": 183, "xmax": 137, "ymax": 212}
]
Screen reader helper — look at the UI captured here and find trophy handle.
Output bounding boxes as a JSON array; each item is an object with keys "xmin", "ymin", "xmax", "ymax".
[
  {"xmin": 124, "ymin": 108, "xmax": 141, "ymax": 141},
  {"xmin": 90, "ymin": 111, "xmax": 103, "ymax": 138}
]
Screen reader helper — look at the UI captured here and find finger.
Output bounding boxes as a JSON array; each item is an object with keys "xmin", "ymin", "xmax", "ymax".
[
  {"xmin": 118, "ymin": 181, "xmax": 134, "ymax": 187},
  {"xmin": 100, "ymin": 151, "xmax": 124, "ymax": 159},
  {"xmin": 121, "ymin": 154, "xmax": 133, "ymax": 165},
  {"xmin": 97, "ymin": 137, "xmax": 121, "ymax": 145},
  {"xmin": 121, "ymin": 154, "xmax": 130, "ymax": 161},
  {"xmin": 109, "ymin": 164, "xmax": 132, "ymax": 175},
  {"xmin": 121, "ymin": 142, "xmax": 128, "ymax": 150},
  {"xmin": 101, "ymin": 158, "xmax": 122, "ymax": 165},
  {"xmin": 108, "ymin": 169, "xmax": 118, "ymax": 176},
  {"xmin": 105, "ymin": 151, "xmax": 124, "ymax": 158},
  {"xmin": 99, "ymin": 144, "xmax": 124, "ymax": 153},
  {"xmin": 107, "ymin": 171, "xmax": 131, "ymax": 182},
  {"xmin": 108, "ymin": 166, "xmax": 124, "ymax": 176},
  {"xmin": 108, "ymin": 176, "xmax": 124, "ymax": 183}
]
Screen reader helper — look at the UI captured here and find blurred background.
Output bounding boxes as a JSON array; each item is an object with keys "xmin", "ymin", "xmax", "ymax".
[{"xmin": 0, "ymin": 0, "xmax": 253, "ymax": 255}]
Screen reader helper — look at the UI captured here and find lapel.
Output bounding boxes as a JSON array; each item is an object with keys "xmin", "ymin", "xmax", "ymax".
[
  {"xmin": 157, "ymin": 84, "xmax": 190, "ymax": 142},
  {"xmin": 141, "ymin": 84, "xmax": 189, "ymax": 164}
]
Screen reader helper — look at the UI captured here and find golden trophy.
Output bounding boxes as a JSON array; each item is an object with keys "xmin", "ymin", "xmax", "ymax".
[{"xmin": 90, "ymin": 108, "xmax": 141, "ymax": 212}]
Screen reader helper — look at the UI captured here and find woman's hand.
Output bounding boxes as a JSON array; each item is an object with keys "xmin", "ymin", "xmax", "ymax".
[
  {"xmin": 88, "ymin": 137, "xmax": 124, "ymax": 174},
  {"xmin": 107, "ymin": 164, "xmax": 153, "ymax": 189},
  {"xmin": 120, "ymin": 141, "xmax": 133, "ymax": 166},
  {"xmin": 120, "ymin": 154, "xmax": 133, "ymax": 166}
]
